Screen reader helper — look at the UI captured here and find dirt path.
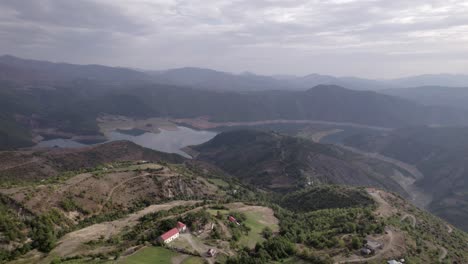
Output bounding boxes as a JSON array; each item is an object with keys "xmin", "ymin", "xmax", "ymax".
[
  {"xmin": 367, "ymin": 189, "xmax": 396, "ymax": 217},
  {"xmin": 42, "ymin": 200, "xmax": 200, "ymax": 263},
  {"xmin": 0, "ymin": 156, "xmax": 41, "ymax": 171},
  {"xmin": 401, "ymin": 214, "xmax": 416, "ymax": 228},
  {"xmin": 335, "ymin": 227, "xmax": 395, "ymax": 264},
  {"xmin": 171, "ymin": 254, "xmax": 189, "ymax": 264},
  {"xmin": 179, "ymin": 233, "xmax": 214, "ymax": 264},
  {"xmin": 96, "ymin": 173, "xmax": 150, "ymax": 214},
  {"xmin": 439, "ymin": 246, "xmax": 448, "ymax": 261},
  {"xmin": 446, "ymin": 224, "xmax": 453, "ymax": 233},
  {"xmin": 305, "ymin": 129, "xmax": 344, "ymax": 143},
  {"xmin": 173, "ymin": 118, "xmax": 393, "ymax": 131},
  {"xmin": 340, "ymin": 145, "xmax": 431, "ymax": 209}
]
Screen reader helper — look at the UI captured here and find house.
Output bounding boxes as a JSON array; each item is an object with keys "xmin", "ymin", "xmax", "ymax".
[
  {"xmin": 177, "ymin": 221, "xmax": 187, "ymax": 233},
  {"xmin": 158, "ymin": 228, "xmax": 180, "ymax": 244},
  {"xmin": 228, "ymin": 216, "xmax": 240, "ymax": 225},
  {"xmin": 387, "ymin": 260, "xmax": 403, "ymax": 264},
  {"xmin": 207, "ymin": 248, "xmax": 216, "ymax": 257}
]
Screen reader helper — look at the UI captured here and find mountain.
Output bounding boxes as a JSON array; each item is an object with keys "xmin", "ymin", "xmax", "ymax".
[
  {"xmin": 0, "ymin": 55, "xmax": 150, "ymax": 84},
  {"xmin": 131, "ymin": 84, "xmax": 468, "ymax": 127},
  {"xmin": 190, "ymin": 130, "xmax": 407, "ymax": 193},
  {"xmin": 2, "ymin": 81, "xmax": 468, "ymax": 150},
  {"xmin": 0, "ymin": 140, "xmax": 466, "ymax": 263},
  {"xmin": 288, "ymin": 74, "xmax": 394, "ymax": 91},
  {"xmin": 0, "ymin": 141, "xmax": 184, "ymax": 185},
  {"xmin": 381, "ymin": 86, "xmax": 468, "ymax": 110},
  {"xmin": 388, "ymin": 74, "xmax": 468, "ymax": 88},
  {"xmin": 342, "ymin": 126, "xmax": 468, "ymax": 231},
  {"xmin": 150, "ymin": 67, "xmax": 290, "ymax": 91}
]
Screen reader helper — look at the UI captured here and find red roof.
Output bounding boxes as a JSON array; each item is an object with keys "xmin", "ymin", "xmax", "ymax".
[
  {"xmin": 177, "ymin": 222, "xmax": 186, "ymax": 229},
  {"xmin": 160, "ymin": 228, "xmax": 179, "ymax": 241},
  {"xmin": 228, "ymin": 216, "xmax": 237, "ymax": 222}
]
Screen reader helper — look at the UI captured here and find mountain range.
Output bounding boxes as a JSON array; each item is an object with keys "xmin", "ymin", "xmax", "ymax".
[{"xmin": 2, "ymin": 55, "xmax": 468, "ymax": 91}]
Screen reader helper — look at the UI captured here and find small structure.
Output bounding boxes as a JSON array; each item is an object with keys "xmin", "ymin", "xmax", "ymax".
[
  {"xmin": 207, "ymin": 248, "xmax": 216, "ymax": 257},
  {"xmin": 228, "ymin": 216, "xmax": 240, "ymax": 225},
  {"xmin": 387, "ymin": 260, "xmax": 403, "ymax": 264},
  {"xmin": 158, "ymin": 228, "xmax": 180, "ymax": 244},
  {"xmin": 177, "ymin": 221, "xmax": 187, "ymax": 233},
  {"xmin": 360, "ymin": 248, "xmax": 372, "ymax": 255},
  {"xmin": 365, "ymin": 240, "xmax": 383, "ymax": 252}
]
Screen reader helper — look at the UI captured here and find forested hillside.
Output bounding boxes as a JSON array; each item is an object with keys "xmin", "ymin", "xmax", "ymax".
[
  {"xmin": 343, "ymin": 126, "xmax": 468, "ymax": 231},
  {"xmin": 191, "ymin": 130, "xmax": 406, "ymax": 193}
]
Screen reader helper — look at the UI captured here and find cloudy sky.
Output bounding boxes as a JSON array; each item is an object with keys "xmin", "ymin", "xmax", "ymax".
[{"xmin": 1, "ymin": 0, "xmax": 467, "ymax": 78}]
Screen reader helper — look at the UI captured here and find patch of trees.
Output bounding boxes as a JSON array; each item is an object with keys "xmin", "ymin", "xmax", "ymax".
[
  {"xmin": 276, "ymin": 206, "xmax": 384, "ymax": 250},
  {"xmin": 226, "ymin": 237, "xmax": 295, "ymax": 263},
  {"xmin": 280, "ymin": 185, "xmax": 375, "ymax": 212}
]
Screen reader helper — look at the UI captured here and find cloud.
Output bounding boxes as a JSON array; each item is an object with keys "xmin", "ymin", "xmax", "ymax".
[{"xmin": 0, "ymin": 0, "xmax": 467, "ymax": 78}]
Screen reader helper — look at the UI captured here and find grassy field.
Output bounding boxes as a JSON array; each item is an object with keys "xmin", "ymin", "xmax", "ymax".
[
  {"xmin": 181, "ymin": 257, "xmax": 206, "ymax": 264},
  {"xmin": 119, "ymin": 247, "xmax": 179, "ymax": 264},
  {"xmin": 238, "ymin": 210, "xmax": 279, "ymax": 248},
  {"xmin": 207, "ymin": 178, "xmax": 229, "ymax": 188},
  {"xmin": 206, "ymin": 209, "xmax": 229, "ymax": 216},
  {"xmin": 119, "ymin": 246, "xmax": 206, "ymax": 264}
]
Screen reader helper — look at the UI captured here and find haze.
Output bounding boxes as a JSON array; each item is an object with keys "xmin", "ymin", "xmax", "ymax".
[{"xmin": 1, "ymin": 0, "xmax": 468, "ymax": 78}]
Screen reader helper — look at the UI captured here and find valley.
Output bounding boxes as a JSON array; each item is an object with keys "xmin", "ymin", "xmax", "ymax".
[
  {"xmin": 1, "ymin": 148, "xmax": 466, "ymax": 264},
  {"xmin": 0, "ymin": 55, "xmax": 467, "ymax": 264}
]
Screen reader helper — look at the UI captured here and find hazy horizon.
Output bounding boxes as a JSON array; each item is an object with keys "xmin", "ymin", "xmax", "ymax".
[{"xmin": 1, "ymin": 0, "xmax": 468, "ymax": 78}]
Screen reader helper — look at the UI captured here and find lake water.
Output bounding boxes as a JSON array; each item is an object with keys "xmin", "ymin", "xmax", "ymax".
[{"xmin": 36, "ymin": 126, "xmax": 217, "ymax": 158}]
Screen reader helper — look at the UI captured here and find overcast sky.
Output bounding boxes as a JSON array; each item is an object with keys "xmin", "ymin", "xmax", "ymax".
[{"xmin": 1, "ymin": 0, "xmax": 467, "ymax": 78}]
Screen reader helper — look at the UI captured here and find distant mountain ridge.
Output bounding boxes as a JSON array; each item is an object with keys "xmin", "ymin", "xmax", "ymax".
[
  {"xmin": 381, "ymin": 86, "xmax": 468, "ymax": 110},
  {"xmin": 2, "ymin": 55, "xmax": 468, "ymax": 91}
]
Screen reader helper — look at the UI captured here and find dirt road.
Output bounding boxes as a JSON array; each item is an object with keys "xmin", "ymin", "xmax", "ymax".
[
  {"xmin": 335, "ymin": 227, "xmax": 395, "ymax": 264},
  {"xmin": 401, "ymin": 214, "xmax": 416, "ymax": 228},
  {"xmin": 340, "ymin": 145, "xmax": 431, "ymax": 209},
  {"xmin": 96, "ymin": 173, "xmax": 151, "ymax": 214},
  {"xmin": 43, "ymin": 200, "xmax": 200, "ymax": 263},
  {"xmin": 439, "ymin": 246, "xmax": 448, "ymax": 261}
]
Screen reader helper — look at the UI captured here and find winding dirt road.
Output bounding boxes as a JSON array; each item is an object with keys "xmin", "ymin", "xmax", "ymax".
[
  {"xmin": 42, "ymin": 200, "xmax": 200, "ymax": 263},
  {"xmin": 96, "ymin": 173, "xmax": 151, "ymax": 214},
  {"xmin": 401, "ymin": 214, "xmax": 416, "ymax": 228}
]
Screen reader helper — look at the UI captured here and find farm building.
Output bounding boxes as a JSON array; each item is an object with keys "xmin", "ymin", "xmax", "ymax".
[
  {"xmin": 158, "ymin": 221, "xmax": 187, "ymax": 244},
  {"xmin": 177, "ymin": 221, "xmax": 187, "ymax": 232},
  {"xmin": 158, "ymin": 228, "xmax": 180, "ymax": 244},
  {"xmin": 207, "ymin": 248, "xmax": 216, "ymax": 257},
  {"xmin": 228, "ymin": 215, "xmax": 240, "ymax": 225}
]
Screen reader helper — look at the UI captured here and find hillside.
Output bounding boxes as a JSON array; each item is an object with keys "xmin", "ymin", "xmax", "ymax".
[
  {"xmin": 343, "ymin": 126, "xmax": 468, "ymax": 231},
  {"xmin": 2, "ymin": 59, "xmax": 468, "ymax": 151},
  {"xmin": 0, "ymin": 55, "xmax": 150, "ymax": 84},
  {"xmin": 0, "ymin": 141, "xmax": 184, "ymax": 185},
  {"xmin": 190, "ymin": 130, "xmax": 407, "ymax": 194},
  {"xmin": 0, "ymin": 139, "xmax": 465, "ymax": 263},
  {"xmin": 382, "ymin": 86, "xmax": 468, "ymax": 110}
]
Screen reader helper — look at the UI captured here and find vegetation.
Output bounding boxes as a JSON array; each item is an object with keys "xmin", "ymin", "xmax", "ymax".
[
  {"xmin": 118, "ymin": 246, "xmax": 178, "ymax": 264},
  {"xmin": 280, "ymin": 185, "xmax": 375, "ymax": 212}
]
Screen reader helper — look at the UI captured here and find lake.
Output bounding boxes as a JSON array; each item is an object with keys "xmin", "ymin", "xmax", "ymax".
[{"xmin": 36, "ymin": 126, "xmax": 217, "ymax": 158}]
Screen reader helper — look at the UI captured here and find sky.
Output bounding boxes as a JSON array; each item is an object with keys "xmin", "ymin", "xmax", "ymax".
[{"xmin": 0, "ymin": 0, "xmax": 467, "ymax": 78}]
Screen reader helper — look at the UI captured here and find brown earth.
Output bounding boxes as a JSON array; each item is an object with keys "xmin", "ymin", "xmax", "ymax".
[{"xmin": 0, "ymin": 141, "xmax": 184, "ymax": 184}]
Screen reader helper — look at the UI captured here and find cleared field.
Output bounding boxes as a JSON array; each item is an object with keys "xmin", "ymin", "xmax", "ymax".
[
  {"xmin": 181, "ymin": 256, "xmax": 206, "ymax": 264},
  {"xmin": 119, "ymin": 247, "xmax": 178, "ymax": 264},
  {"xmin": 207, "ymin": 178, "xmax": 229, "ymax": 188},
  {"xmin": 206, "ymin": 209, "xmax": 229, "ymax": 216},
  {"xmin": 236, "ymin": 206, "xmax": 280, "ymax": 248}
]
